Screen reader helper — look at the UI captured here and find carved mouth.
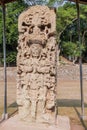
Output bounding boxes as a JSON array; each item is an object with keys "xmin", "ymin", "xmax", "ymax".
[
  {"xmin": 29, "ymin": 39, "xmax": 42, "ymax": 44},
  {"xmin": 28, "ymin": 39, "xmax": 47, "ymax": 46}
]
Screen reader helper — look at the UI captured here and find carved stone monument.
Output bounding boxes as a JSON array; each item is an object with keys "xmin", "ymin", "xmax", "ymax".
[
  {"xmin": 0, "ymin": 5, "xmax": 71, "ymax": 130},
  {"xmin": 17, "ymin": 5, "xmax": 56, "ymax": 124}
]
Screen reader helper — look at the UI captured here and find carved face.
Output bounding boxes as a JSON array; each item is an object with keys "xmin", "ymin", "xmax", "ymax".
[{"xmin": 30, "ymin": 44, "xmax": 42, "ymax": 58}]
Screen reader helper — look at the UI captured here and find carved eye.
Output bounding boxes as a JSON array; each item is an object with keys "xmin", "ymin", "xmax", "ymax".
[
  {"xmin": 22, "ymin": 22, "xmax": 25, "ymax": 26},
  {"xmin": 29, "ymin": 26, "xmax": 34, "ymax": 34},
  {"xmin": 21, "ymin": 84, "xmax": 24, "ymax": 89},
  {"xmin": 29, "ymin": 28, "xmax": 33, "ymax": 34},
  {"xmin": 46, "ymin": 30, "xmax": 48, "ymax": 34},
  {"xmin": 39, "ymin": 25, "xmax": 45, "ymax": 32},
  {"xmin": 47, "ymin": 23, "xmax": 51, "ymax": 28}
]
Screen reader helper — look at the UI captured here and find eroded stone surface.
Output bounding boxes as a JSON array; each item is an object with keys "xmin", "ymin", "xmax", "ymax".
[{"xmin": 17, "ymin": 5, "xmax": 56, "ymax": 124}]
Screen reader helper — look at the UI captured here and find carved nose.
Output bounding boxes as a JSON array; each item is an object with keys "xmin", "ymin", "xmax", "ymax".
[{"xmin": 33, "ymin": 26, "xmax": 39, "ymax": 35}]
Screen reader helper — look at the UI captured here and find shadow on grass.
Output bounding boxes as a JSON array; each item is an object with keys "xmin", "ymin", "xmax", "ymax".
[
  {"xmin": 56, "ymin": 99, "xmax": 87, "ymax": 107},
  {"xmin": 8, "ymin": 101, "xmax": 18, "ymax": 118},
  {"xmin": 56, "ymin": 99, "xmax": 87, "ymax": 130},
  {"xmin": 8, "ymin": 101, "xmax": 18, "ymax": 108},
  {"xmin": 8, "ymin": 109, "xmax": 18, "ymax": 118}
]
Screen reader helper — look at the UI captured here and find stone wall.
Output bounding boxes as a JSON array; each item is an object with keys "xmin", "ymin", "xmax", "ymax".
[
  {"xmin": 0, "ymin": 65, "xmax": 87, "ymax": 82},
  {"xmin": 58, "ymin": 64, "xmax": 87, "ymax": 81},
  {"xmin": 0, "ymin": 67, "xmax": 16, "ymax": 82}
]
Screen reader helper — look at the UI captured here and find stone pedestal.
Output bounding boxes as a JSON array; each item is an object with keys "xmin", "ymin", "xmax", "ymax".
[{"xmin": 0, "ymin": 115, "xmax": 71, "ymax": 130}]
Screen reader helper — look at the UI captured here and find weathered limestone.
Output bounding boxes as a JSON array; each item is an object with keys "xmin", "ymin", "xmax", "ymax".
[
  {"xmin": 0, "ymin": 115, "xmax": 71, "ymax": 130},
  {"xmin": 17, "ymin": 5, "xmax": 56, "ymax": 124}
]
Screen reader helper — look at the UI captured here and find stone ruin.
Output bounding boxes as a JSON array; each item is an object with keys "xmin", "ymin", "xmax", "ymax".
[{"xmin": 17, "ymin": 5, "xmax": 57, "ymax": 124}]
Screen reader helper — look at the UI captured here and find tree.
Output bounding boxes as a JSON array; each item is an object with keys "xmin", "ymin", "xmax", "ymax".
[
  {"xmin": 57, "ymin": 2, "xmax": 87, "ymax": 63},
  {"xmin": 56, "ymin": 2, "xmax": 77, "ymax": 40},
  {"xmin": 0, "ymin": 0, "xmax": 27, "ymax": 66},
  {"xmin": 62, "ymin": 41, "xmax": 85, "ymax": 64}
]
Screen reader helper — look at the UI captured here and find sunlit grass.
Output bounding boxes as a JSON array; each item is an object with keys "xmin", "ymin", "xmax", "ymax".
[
  {"xmin": 58, "ymin": 107, "xmax": 87, "ymax": 128},
  {"xmin": 0, "ymin": 103, "xmax": 18, "ymax": 119}
]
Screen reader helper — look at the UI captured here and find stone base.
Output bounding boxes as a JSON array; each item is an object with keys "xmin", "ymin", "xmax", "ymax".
[
  {"xmin": 0, "ymin": 115, "xmax": 71, "ymax": 130},
  {"xmin": 2, "ymin": 113, "xmax": 8, "ymax": 120}
]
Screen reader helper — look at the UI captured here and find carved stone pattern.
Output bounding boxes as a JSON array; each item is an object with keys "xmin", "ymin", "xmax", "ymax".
[{"xmin": 17, "ymin": 5, "xmax": 56, "ymax": 124}]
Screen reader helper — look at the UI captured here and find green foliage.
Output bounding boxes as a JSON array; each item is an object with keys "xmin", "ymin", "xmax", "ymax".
[
  {"xmin": 56, "ymin": 2, "xmax": 77, "ymax": 36},
  {"xmin": 0, "ymin": 0, "xmax": 27, "ymax": 66},
  {"xmin": 57, "ymin": 2, "xmax": 87, "ymax": 62},
  {"xmin": 47, "ymin": 0, "xmax": 64, "ymax": 7},
  {"xmin": 1, "ymin": 51, "xmax": 17, "ymax": 66},
  {"xmin": 0, "ymin": 8, "xmax": 3, "ymax": 48},
  {"xmin": 6, "ymin": 51, "xmax": 17, "ymax": 64},
  {"xmin": 0, "ymin": 1, "xmax": 27, "ymax": 47},
  {"xmin": 62, "ymin": 41, "xmax": 85, "ymax": 58},
  {"xmin": 6, "ymin": 1, "xmax": 27, "ymax": 49}
]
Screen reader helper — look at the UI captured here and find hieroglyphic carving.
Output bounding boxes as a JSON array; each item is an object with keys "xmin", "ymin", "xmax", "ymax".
[{"xmin": 17, "ymin": 5, "xmax": 56, "ymax": 124}]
